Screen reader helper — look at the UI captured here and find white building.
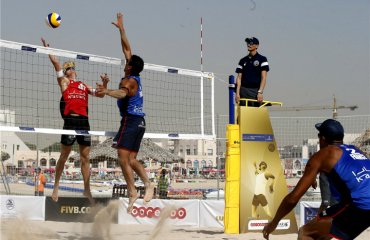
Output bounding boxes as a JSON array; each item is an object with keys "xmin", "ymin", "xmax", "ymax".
[
  {"xmin": 154, "ymin": 139, "xmax": 217, "ymax": 175},
  {"xmin": 1, "ymin": 132, "xmax": 31, "ymax": 164}
]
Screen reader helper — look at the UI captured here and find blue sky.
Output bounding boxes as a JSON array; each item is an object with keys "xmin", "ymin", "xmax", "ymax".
[{"xmin": 1, "ymin": 0, "xmax": 369, "ymax": 116}]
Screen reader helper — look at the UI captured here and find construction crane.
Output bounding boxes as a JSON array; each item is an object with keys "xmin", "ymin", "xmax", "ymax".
[{"xmin": 270, "ymin": 95, "xmax": 358, "ymax": 119}]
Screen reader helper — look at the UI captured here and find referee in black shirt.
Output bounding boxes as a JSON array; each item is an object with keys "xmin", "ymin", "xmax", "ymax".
[{"xmin": 235, "ymin": 37, "xmax": 269, "ymax": 107}]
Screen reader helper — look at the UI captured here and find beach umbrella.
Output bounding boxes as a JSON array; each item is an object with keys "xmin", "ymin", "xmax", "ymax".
[{"xmin": 69, "ymin": 138, "xmax": 183, "ymax": 163}]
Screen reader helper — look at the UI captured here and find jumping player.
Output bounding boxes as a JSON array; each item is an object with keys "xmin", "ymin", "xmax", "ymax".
[
  {"xmin": 96, "ymin": 13, "xmax": 154, "ymax": 213},
  {"xmin": 263, "ymin": 119, "xmax": 370, "ymax": 240},
  {"xmin": 41, "ymin": 38, "xmax": 109, "ymax": 204}
]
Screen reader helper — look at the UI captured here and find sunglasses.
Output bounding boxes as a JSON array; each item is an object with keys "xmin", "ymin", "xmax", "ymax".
[{"xmin": 65, "ymin": 66, "xmax": 75, "ymax": 72}]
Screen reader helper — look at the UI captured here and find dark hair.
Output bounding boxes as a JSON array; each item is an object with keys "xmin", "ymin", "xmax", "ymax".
[
  {"xmin": 321, "ymin": 133, "xmax": 344, "ymax": 143},
  {"xmin": 129, "ymin": 55, "xmax": 144, "ymax": 76},
  {"xmin": 259, "ymin": 161, "xmax": 267, "ymax": 168}
]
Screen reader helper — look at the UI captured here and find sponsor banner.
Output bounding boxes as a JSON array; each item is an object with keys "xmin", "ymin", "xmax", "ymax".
[
  {"xmin": 242, "ymin": 134, "xmax": 274, "ymax": 142},
  {"xmin": 118, "ymin": 198, "xmax": 199, "ymax": 227},
  {"xmin": 199, "ymin": 200, "xmax": 224, "ymax": 228},
  {"xmin": 239, "ymin": 107, "xmax": 298, "ymax": 234},
  {"xmin": 248, "ymin": 219, "xmax": 291, "ymax": 230},
  {"xmin": 45, "ymin": 197, "xmax": 112, "ymax": 222},
  {"xmin": 0, "ymin": 195, "xmax": 45, "ymax": 220},
  {"xmin": 299, "ymin": 201, "xmax": 320, "ymax": 227}
]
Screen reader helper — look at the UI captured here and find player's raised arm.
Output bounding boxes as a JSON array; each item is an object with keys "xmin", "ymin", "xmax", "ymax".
[
  {"xmin": 87, "ymin": 73, "xmax": 110, "ymax": 98},
  {"xmin": 96, "ymin": 77, "xmax": 138, "ymax": 100},
  {"xmin": 41, "ymin": 38, "xmax": 68, "ymax": 92},
  {"xmin": 41, "ymin": 38, "xmax": 62, "ymax": 73},
  {"xmin": 112, "ymin": 13, "xmax": 132, "ymax": 62}
]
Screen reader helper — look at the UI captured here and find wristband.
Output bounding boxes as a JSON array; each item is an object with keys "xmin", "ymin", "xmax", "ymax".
[
  {"xmin": 56, "ymin": 70, "xmax": 64, "ymax": 78},
  {"xmin": 91, "ymin": 88, "xmax": 97, "ymax": 96},
  {"xmin": 258, "ymin": 90, "xmax": 263, "ymax": 94}
]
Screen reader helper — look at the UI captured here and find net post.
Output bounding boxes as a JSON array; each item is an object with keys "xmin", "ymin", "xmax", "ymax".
[{"xmin": 228, "ymin": 75, "xmax": 236, "ymax": 124}]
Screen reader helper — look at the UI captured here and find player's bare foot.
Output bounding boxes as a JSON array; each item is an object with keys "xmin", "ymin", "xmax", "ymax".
[
  {"xmin": 143, "ymin": 182, "xmax": 155, "ymax": 204},
  {"xmin": 127, "ymin": 191, "xmax": 139, "ymax": 214},
  {"xmin": 83, "ymin": 190, "xmax": 95, "ymax": 205},
  {"xmin": 51, "ymin": 188, "xmax": 59, "ymax": 202}
]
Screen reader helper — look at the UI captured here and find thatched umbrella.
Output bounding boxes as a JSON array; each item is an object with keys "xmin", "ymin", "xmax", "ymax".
[
  {"xmin": 69, "ymin": 138, "xmax": 183, "ymax": 164},
  {"xmin": 1, "ymin": 151, "xmax": 10, "ymax": 161},
  {"xmin": 353, "ymin": 129, "xmax": 370, "ymax": 157}
]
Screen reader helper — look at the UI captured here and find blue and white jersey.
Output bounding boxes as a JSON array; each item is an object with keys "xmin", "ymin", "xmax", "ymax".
[
  {"xmin": 328, "ymin": 144, "xmax": 370, "ymax": 210},
  {"xmin": 117, "ymin": 76, "xmax": 145, "ymax": 117}
]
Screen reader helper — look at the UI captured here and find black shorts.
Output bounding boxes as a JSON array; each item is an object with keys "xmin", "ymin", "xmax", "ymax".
[
  {"xmin": 112, "ymin": 115, "xmax": 145, "ymax": 152},
  {"xmin": 240, "ymin": 87, "xmax": 260, "ymax": 107},
  {"xmin": 252, "ymin": 194, "xmax": 268, "ymax": 207},
  {"xmin": 61, "ymin": 115, "xmax": 91, "ymax": 146},
  {"xmin": 318, "ymin": 203, "xmax": 370, "ymax": 240}
]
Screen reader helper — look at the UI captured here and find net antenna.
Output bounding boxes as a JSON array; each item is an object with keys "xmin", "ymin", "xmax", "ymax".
[{"xmin": 0, "ymin": 39, "xmax": 215, "ymax": 140}]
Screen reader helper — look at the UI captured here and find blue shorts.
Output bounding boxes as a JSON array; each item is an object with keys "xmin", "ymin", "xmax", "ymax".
[
  {"xmin": 112, "ymin": 115, "xmax": 146, "ymax": 152},
  {"xmin": 61, "ymin": 115, "xmax": 91, "ymax": 146}
]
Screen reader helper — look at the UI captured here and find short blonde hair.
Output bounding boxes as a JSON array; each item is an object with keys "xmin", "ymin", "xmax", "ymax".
[{"xmin": 63, "ymin": 61, "xmax": 76, "ymax": 73}]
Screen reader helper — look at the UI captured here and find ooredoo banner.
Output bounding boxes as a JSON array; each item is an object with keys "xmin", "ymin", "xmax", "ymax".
[
  {"xmin": 118, "ymin": 198, "xmax": 199, "ymax": 227},
  {"xmin": 0, "ymin": 195, "xmax": 45, "ymax": 220}
]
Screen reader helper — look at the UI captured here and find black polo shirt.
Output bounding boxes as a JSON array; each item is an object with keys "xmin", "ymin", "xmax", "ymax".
[{"xmin": 235, "ymin": 52, "xmax": 269, "ymax": 88}]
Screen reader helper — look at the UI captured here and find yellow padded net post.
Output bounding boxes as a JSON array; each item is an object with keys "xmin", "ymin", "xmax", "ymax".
[{"xmin": 224, "ymin": 124, "xmax": 240, "ymax": 233}]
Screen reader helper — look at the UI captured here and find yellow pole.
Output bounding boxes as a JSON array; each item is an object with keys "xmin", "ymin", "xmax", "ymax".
[{"xmin": 224, "ymin": 124, "xmax": 240, "ymax": 233}]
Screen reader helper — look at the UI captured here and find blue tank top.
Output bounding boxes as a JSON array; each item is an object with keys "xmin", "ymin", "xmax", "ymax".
[
  {"xmin": 117, "ymin": 76, "xmax": 145, "ymax": 117},
  {"xmin": 328, "ymin": 144, "xmax": 370, "ymax": 210}
]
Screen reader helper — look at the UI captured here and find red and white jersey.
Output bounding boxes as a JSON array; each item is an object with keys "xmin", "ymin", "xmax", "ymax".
[{"xmin": 62, "ymin": 79, "xmax": 89, "ymax": 117}]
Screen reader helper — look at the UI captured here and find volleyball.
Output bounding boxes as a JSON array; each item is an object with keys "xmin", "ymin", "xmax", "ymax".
[{"xmin": 45, "ymin": 12, "xmax": 61, "ymax": 28}]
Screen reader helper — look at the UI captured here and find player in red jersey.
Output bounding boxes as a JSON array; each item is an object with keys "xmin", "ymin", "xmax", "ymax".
[{"xmin": 41, "ymin": 38, "xmax": 109, "ymax": 204}]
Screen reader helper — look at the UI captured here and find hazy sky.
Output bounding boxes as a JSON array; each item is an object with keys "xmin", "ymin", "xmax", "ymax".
[{"xmin": 1, "ymin": 0, "xmax": 369, "ymax": 118}]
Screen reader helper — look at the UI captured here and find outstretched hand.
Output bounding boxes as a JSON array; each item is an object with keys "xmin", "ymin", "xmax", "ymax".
[
  {"xmin": 112, "ymin": 12, "xmax": 124, "ymax": 30},
  {"xmin": 41, "ymin": 38, "xmax": 50, "ymax": 47},
  {"xmin": 262, "ymin": 221, "xmax": 278, "ymax": 240},
  {"xmin": 100, "ymin": 73, "xmax": 110, "ymax": 85},
  {"xmin": 96, "ymin": 82, "xmax": 107, "ymax": 95}
]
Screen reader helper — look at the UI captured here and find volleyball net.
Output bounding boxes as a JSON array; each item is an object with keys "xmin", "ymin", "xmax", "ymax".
[
  {"xmin": 0, "ymin": 39, "xmax": 218, "ymax": 197},
  {"xmin": 0, "ymin": 39, "xmax": 215, "ymax": 140}
]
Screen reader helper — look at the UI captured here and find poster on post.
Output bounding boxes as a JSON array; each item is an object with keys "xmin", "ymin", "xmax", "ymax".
[{"xmin": 239, "ymin": 106, "xmax": 298, "ymax": 234}]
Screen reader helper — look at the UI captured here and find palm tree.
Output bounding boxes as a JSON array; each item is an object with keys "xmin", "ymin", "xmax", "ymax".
[{"xmin": 1, "ymin": 151, "xmax": 10, "ymax": 161}]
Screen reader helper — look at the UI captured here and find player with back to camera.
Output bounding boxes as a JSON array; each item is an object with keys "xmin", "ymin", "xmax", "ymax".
[
  {"xmin": 41, "ymin": 38, "xmax": 110, "ymax": 204},
  {"xmin": 96, "ymin": 13, "xmax": 154, "ymax": 213},
  {"xmin": 262, "ymin": 119, "xmax": 370, "ymax": 240}
]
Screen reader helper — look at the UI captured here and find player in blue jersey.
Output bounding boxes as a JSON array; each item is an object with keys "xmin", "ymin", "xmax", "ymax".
[
  {"xmin": 263, "ymin": 119, "xmax": 370, "ymax": 240},
  {"xmin": 97, "ymin": 13, "xmax": 154, "ymax": 213}
]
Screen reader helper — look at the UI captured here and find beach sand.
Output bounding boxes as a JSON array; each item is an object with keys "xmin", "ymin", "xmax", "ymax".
[
  {"xmin": 1, "ymin": 179, "xmax": 369, "ymax": 239},
  {"xmin": 1, "ymin": 218, "xmax": 369, "ymax": 240}
]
